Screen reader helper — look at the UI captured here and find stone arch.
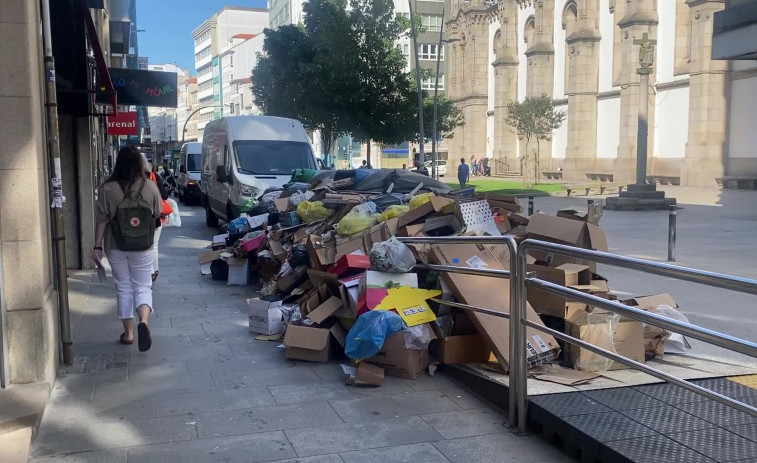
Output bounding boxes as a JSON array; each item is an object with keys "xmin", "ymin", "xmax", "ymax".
[
  {"xmin": 562, "ymin": 1, "xmax": 578, "ymax": 36},
  {"xmin": 523, "ymin": 15, "xmax": 535, "ymax": 48},
  {"xmin": 493, "ymin": 28, "xmax": 501, "ymax": 58}
]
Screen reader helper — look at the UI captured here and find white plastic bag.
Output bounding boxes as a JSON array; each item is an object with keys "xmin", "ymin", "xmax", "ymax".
[
  {"xmin": 370, "ymin": 237, "xmax": 416, "ymax": 273},
  {"xmin": 165, "ymin": 198, "xmax": 181, "ymax": 227},
  {"xmin": 652, "ymin": 305, "xmax": 692, "ymax": 355}
]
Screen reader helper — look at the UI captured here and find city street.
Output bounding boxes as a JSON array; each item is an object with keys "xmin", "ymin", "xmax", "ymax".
[{"xmin": 29, "ymin": 205, "xmax": 569, "ymax": 463}]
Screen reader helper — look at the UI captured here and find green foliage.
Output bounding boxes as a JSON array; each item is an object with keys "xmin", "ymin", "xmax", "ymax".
[
  {"xmin": 504, "ymin": 95, "xmax": 566, "ymax": 184},
  {"xmin": 252, "ymin": 0, "xmax": 462, "ymax": 160},
  {"xmin": 422, "ymin": 94, "xmax": 463, "ymax": 141}
]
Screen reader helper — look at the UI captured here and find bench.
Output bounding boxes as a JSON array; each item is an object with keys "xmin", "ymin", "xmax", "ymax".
[
  {"xmin": 647, "ymin": 174, "xmax": 681, "ymax": 186},
  {"xmin": 717, "ymin": 176, "xmax": 757, "ymax": 190},
  {"xmin": 585, "ymin": 172, "xmax": 614, "ymax": 182},
  {"xmin": 563, "ymin": 183, "xmax": 626, "ymax": 197},
  {"xmin": 541, "ymin": 170, "xmax": 563, "ymax": 180}
]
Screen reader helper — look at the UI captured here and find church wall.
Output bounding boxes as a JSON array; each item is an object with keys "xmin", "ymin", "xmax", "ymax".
[
  {"xmin": 654, "ymin": 86, "xmax": 689, "ymax": 161},
  {"xmin": 657, "ymin": 0, "xmax": 687, "ymax": 85},
  {"xmin": 597, "ymin": 96, "xmax": 620, "ymax": 159},
  {"xmin": 552, "ymin": 102, "xmax": 569, "ymax": 160},
  {"xmin": 598, "ymin": 0, "xmax": 615, "ymax": 93},
  {"xmin": 517, "ymin": 4, "xmax": 534, "ymax": 101},
  {"xmin": 552, "ymin": 2, "xmax": 567, "ymax": 99}
]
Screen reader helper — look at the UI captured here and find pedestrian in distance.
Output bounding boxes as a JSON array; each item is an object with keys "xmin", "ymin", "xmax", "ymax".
[
  {"xmin": 402, "ymin": 163, "xmax": 407, "ymax": 170},
  {"xmin": 471, "ymin": 157, "xmax": 478, "ymax": 177},
  {"xmin": 147, "ymin": 157, "xmax": 174, "ymax": 284},
  {"xmin": 360, "ymin": 160, "xmax": 368, "ymax": 169},
  {"xmin": 458, "ymin": 157, "xmax": 470, "ymax": 189},
  {"xmin": 93, "ymin": 145, "xmax": 163, "ymax": 352}
]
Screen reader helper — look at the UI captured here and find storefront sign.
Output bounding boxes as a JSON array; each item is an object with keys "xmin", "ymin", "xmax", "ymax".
[
  {"xmin": 98, "ymin": 68, "xmax": 178, "ymax": 108},
  {"xmin": 107, "ymin": 111, "xmax": 138, "ymax": 136}
]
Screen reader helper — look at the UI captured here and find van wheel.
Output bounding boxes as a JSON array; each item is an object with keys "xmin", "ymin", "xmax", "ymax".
[
  {"xmin": 226, "ymin": 203, "xmax": 236, "ymax": 223},
  {"xmin": 206, "ymin": 201, "xmax": 219, "ymax": 227}
]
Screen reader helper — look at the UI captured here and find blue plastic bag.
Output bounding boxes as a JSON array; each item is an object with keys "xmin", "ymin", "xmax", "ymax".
[
  {"xmin": 228, "ymin": 216, "xmax": 251, "ymax": 235},
  {"xmin": 345, "ymin": 311, "xmax": 404, "ymax": 360}
]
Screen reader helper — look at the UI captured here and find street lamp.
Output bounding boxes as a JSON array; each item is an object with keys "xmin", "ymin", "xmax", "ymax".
[
  {"xmin": 408, "ymin": 0, "xmax": 425, "ymax": 168},
  {"xmin": 181, "ymin": 105, "xmax": 224, "ymax": 144}
]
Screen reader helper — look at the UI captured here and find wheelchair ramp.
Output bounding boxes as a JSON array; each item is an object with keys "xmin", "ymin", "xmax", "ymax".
[{"xmin": 447, "ymin": 355, "xmax": 757, "ymax": 462}]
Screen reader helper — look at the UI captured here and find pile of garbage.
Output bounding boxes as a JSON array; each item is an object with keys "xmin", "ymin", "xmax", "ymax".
[{"xmin": 198, "ymin": 168, "xmax": 691, "ymax": 386}]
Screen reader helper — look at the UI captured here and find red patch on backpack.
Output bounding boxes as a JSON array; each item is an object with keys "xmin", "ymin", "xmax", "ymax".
[{"xmin": 130, "ymin": 217, "xmax": 141, "ymax": 227}]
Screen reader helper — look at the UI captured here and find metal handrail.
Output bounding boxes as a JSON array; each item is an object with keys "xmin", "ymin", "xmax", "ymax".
[
  {"xmin": 399, "ymin": 235, "xmax": 519, "ymax": 426},
  {"xmin": 514, "ymin": 238, "xmax": 757, "ymax": 433}
]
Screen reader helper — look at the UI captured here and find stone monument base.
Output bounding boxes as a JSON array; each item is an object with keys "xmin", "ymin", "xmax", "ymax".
[{"xmin": 605, "ymin": 183, "xmax": 676, "ymax": 211}]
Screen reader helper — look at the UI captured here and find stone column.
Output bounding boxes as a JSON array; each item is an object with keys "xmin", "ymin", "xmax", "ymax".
[
  {"xmin": 614, "ymin": 1, "xmax": 658, "ymax": 183},
  {"xmin": 682, "ymin": 0, "xmax": 728, "ymax": 187},
  {"xmin": 0, "ymin": 0, "xmax": 58, "ymax": 385},
  {"xmin": 525, "ymin": 0, "xmax": 557, "ymax": 176},
  {"xmin": 562, "ymin": 0, "xmax": 602, "ymax": 181},
  {"xmin": 459, "ymin": 12, "xmax": 490, "ymax": 168},
  {"xmin": 492, "ymin": 1, "xmax": 520, "ymax": 172}
]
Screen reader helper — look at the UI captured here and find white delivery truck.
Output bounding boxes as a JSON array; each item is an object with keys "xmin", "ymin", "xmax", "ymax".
[
  {"xmin": 201, "ymin": 116, "xmax": 318, "ymax": 227},
  {"xmin": 176, "ymin": 142, "xmax": 203, "ymax": 204}
]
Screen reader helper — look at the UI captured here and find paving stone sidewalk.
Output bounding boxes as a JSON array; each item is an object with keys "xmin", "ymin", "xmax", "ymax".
[{"xmin": 30, "ymin": 206, "xmax": 571, "ymax": 463}]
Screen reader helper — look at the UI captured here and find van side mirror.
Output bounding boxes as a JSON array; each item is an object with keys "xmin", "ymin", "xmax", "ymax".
[
  {"xmin": 179, "ymin": 165, "xmax": 186, "ymax": 174},
  {"xmin": 215, "ymin": 165, "xmax": 228, "ymax": 183}
]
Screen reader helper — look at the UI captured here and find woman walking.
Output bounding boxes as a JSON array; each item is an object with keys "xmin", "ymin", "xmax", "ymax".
[{"xmin": 93, "ymin": 146, "xmax": 163, "ymax": 352}]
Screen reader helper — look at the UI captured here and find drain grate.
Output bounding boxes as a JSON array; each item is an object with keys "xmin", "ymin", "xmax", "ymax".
[{"xmin": 58, "ymin": 353, "xmax": 128, "ymax": 375}]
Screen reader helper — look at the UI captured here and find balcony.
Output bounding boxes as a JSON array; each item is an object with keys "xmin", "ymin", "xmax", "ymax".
[
  {"xmin": 195, "ymin": 55, "xmax": 212, "ymax": 69},
  {"xmin": 198, "ymin": 88, "xmax": 214, "ymax": 100}
]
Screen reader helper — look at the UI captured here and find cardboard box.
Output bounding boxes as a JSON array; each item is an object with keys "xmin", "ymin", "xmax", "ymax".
[
  {"xmin": 327, "ymin": 252, "xmax": 371, "ymax": 277},
  {"xmin": 397, "ymin": 196, "xmax": 455, "ymax": 228},
  {"xmin": 198, "ymin": 247, "xmax": 232, "ymax": 275},
  {"xmin": 431, "ymin": 243, "xmax": 560, "ymax": 371},
  {"xmin": 357, "ymin": 271, "xmax": 419, "ymax": 316},
  {"xmin": 557, "ymin": 203, "xmax": 603, "ymax": 225},
  {"xmin": 342, "ymin": 363, "xmax": 385, "ymax": 386},
  {"xmin": 283, "ymin": 323, "xmax": 346, "ymax": 363},
  {"xmin": 212, "ymin": 233, "xmax": 229, "ymax": 250},
  {"xmin": 483, "ymin": 194, "xmax": 523, "ymax": 213},
  {"xmin": 306, "ymin": 296, "xmax": 343, "ymax": 324},
  {"xmin": 526, "ymin": 213, "xmax": 608, "ymax": 268},
  {"xmin": 398, "ymin": 223, "xmax": 426, "ymax": 238},
  {"xmin": 367, "ymin": 331, "xmax": 429, "ymax": 379},
  {"xmin": 527, "ymin": 264, "xmax": 609, "ymax": 318},
  {"xmin": 424, "ymin": 215, "xmax": 462, "ymax": 237},
  {"xmin": 227, "ymin": 257, "xmax": 250, "ymax": 285},
  {"xmin": 622, "ymin": 293, "xmax": 678, "ymax": 357},
  {"xmin": 274, "ymin": 197, "xmax": 290, "ymax": 212},
  {"xmin": 268, "ymin": 240, "xmax": 288, "ymax": 263},
  {"xmin": 432, "ymin": 335, "xmax": 497, "ymax": 364},
  {"xmin": 247, "ymin": 298, "xmax": 284, "ymax": 335},
  {"xmin": 565, "ymin": 307, "xmax": 645, "ymax": 371}
]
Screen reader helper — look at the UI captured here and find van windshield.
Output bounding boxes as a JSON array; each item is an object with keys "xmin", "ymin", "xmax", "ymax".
[
  {"xmin": 187, "ymin": 153, "xmax": 202, "ymax": 172},
  {"xmin": 233, "ymin": 141, "xmax": 315, "ymax": 175}
]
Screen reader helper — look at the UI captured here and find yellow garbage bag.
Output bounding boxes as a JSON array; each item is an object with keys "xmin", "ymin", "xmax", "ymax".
[
  {"xmin": 378, "ymin": 205, "xmax": 410, "ymax": 223},
  {"xmin": 338, "ymin": 212, "xmax": 380, "ymax": 236},
  {"xmin": 296, "ymin": 201, "xmax": 333, "ymax": 223},
  {"xmin": 408, "ymin": 193, "xmax": 433, "ymax": 210}
]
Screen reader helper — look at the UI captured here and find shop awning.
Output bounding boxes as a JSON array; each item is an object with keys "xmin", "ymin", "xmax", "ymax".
[{"xmin": 81, "ymin": 2, "xmax": 117, "ymax": 114}]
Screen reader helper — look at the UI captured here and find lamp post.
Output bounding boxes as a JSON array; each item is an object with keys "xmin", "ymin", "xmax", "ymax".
[
  {"xmin": 181, "ymin": 105, "xmax": 224, "ymax": 144},
  {"xmin": 408, "ymin": 0, "xmax": 425, "ymax": 167}
]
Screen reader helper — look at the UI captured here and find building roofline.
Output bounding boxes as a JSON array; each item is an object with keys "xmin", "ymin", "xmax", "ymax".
[{"xmin": 217, "ymin": 6, "xmax": 269, "ymax": 15}]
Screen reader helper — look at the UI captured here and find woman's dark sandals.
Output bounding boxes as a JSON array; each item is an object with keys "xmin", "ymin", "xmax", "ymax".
[
  {"xmin": 152, "ymin": 271, "xmax": 159, "ymax": 282},
  {"xmin": 137, "ymin": 322, "xmax": 152, "ymax": 352},
  {"xmin": 119, "ymin": 333, "xmax": 133, "ymax": 345}
]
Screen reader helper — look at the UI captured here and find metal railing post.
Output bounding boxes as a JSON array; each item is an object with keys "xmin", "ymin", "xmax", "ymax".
[
  {"xmin": 668, "ymin": 205, "xmax": 676, "ymax": 262},
  {"xmin": 513, "ymin": 246, "xmax": 529, "ymax": 434},
  {"xmin": 528, "ymin": 196, "xmax": 534, "ymax": 216},
  {"xmin": 506, "ymin": 238, "xmax": 519, "ymax": 430}
]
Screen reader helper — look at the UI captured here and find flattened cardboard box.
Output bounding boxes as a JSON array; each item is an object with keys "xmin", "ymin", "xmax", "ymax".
[
  {"xmin": 397, "ymin": 196, "xmax": 455, "ymax": 228},
  {"xmin": 431, "ymin": 243, "xmax": 560, "ymax": 372},
  {"xmin": 526, "ymin": 213, "xmax": 608, "ymax": 269},
  {"xmin": 432, "ymin": 335, "xmax": 497, "ymax": 364}
]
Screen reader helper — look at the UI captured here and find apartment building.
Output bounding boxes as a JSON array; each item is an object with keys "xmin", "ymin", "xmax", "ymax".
[{"xmin": 192, "ymin": 7, "xmax": 268, "ymax": 131}]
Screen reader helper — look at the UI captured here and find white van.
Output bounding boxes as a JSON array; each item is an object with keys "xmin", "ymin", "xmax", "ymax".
[
  {"xmin": 177, "ymin": 142, "xmax": 202, "ymax": 204},
  {"xmin": 201, "ymin": 116, "xmax": 317, "ymax": 226}
]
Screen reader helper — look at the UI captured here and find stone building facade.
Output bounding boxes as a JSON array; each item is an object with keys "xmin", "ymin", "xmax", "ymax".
[{"xmin": 446, "ymin": 0, "xmax": 757, "ymax": 187}]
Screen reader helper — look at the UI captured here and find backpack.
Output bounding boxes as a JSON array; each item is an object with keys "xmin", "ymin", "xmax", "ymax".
[{"xmin": 111, "ymin": 178, "xmax": 155, "ymax": 252}]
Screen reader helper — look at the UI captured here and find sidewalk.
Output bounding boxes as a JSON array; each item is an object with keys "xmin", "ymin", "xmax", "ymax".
[{"xmin": 30, "ymin": 206, "xmax": 570, "ymax": 463}]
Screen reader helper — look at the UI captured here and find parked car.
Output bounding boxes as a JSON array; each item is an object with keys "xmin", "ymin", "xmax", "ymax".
[
  {"xmin": 177, "ymin": 142, "xmax": 202, "ymax": 204},
  {"xmin": 201, "ymin": 116, "xmax": 318, "ymax": 227},
  {"xmin": 411, "ymin": 160, "xmax": 447, "ymax": 177}
]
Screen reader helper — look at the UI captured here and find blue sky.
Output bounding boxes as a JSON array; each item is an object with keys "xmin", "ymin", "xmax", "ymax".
[{"xmin": 135, "ymin": 0, "xmax": 268, "ymax": 74}]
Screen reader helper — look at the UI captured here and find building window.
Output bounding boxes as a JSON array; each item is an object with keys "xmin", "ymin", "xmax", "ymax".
[
  {"xmin": 418, "ymin": 44, "xmax": 444, "ymax": 61},
  {"xmin": 422, "ymin": 15, "xmax": 443, "ymax": 32},
  {"xmin": 199, "ymin": 81, "xmax": 212, "ymax": 92},
  {"xmin": 194, "ymin": 31, "xmax": 210, "ymax": 47},
  {"xmin": 421, "ymin": 74, "xmax": 444, "ymax": 91},
  {"xmin": 195, "ymin": 47, "xmax": 211, "ymax": 62}
]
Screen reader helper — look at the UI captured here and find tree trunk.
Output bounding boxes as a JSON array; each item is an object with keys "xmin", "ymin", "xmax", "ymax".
[
  {"xmin": 366, "ymin": 140, "xmax": 372, "ymax": 168},
  {"xmin": 534, "ymin": 139, "xmax": 540, "ymax": 185}
]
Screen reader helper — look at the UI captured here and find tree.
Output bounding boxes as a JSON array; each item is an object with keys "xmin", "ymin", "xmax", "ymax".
[
  {"xmin": 344, "ymin": 0, "xmax": 417, "ymax": 166},
  {"xmin": 504, "ymin": 95, "xmax": 566, "ymax": 185}
]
